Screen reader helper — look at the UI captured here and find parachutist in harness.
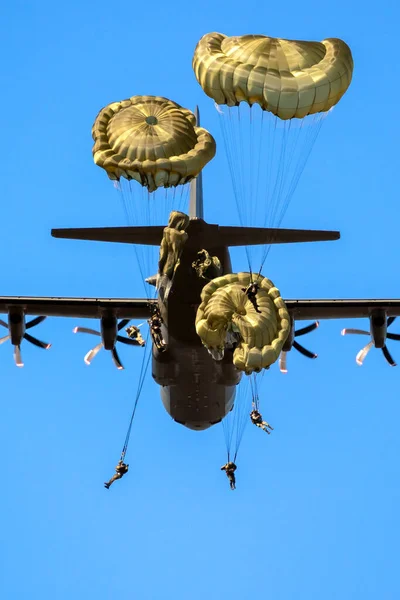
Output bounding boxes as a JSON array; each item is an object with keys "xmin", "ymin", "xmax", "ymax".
[
  {"xmin": 125, "ymin": 325, "xmax": 145, "ymax": 346},
  {"xmin": 250, "ymin": 409, "xmax": 273, "ymax": 434},
  {"xmin": 192, "ymin": 249, "xmax": 222, "ymax": 280},
  {"xmin": 221, "ymin": 461, "xmax": 237, "ymax": 490},
  {"xmin": 192, "ymin": 249, "xmax": 209, "ymax": 279},
  {"xmin": 242, "ymin": 282, "xmax": 261, "ymax": 314},
  {"xmin": 148, "ymin": 306, "xmax": 166, "ymax": 352},
  {"xmin": 104, "ymin": 460, "xmax": 129, "ymax": 489}
]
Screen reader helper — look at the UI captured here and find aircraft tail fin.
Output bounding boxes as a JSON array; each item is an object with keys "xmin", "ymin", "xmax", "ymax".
[{"xmin": 189, "ymin": 106, "xmax": 204, "ymax": 220}]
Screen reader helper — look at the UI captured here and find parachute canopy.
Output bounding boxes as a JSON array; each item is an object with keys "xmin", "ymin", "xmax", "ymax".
[
  {"xmin": 193, "ymin": 33, "xmax": 353, "ymax": 119},
  {"xmin": 196, "ymin": 273, "xmax": 290, "ymax": 374},
  {"xmin": 92, "ymin": 95, "xmax": 216, "ymax": 191}
]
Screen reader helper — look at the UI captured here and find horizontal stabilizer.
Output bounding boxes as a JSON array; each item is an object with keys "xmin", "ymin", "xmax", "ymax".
[
  {"xmin": 216, "ymin": 226, "xmax": 340, "ymax": 246},
  {"xmin": 51, "ymin": 222, "xmax": 340, "ymax": 247},
  {"xmin": 52, "ymin": 226, "xmax": 165, "ymax": 246}
]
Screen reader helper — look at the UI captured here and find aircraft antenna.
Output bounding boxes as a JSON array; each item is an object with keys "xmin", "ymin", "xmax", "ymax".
[{"xmin": 189, "ymin": 106, "xmax": 204, "ymax": 220}]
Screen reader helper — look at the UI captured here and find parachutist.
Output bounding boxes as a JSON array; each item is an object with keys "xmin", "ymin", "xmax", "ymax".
[
  {"xmin": 221, "ymin": 461, "xmax": 237, "ymax": 490},
  {"xmin": 250, "ymin": 409, "xmax": 273, "ymax": 434},
  {"xmin": 242, "ymin": 282, "xmax": 262, "ymax": 314},
  {"xmin": 192, "ymin": 249, "xmax": 222, "ymax": 280},
  {"xmin": 149, "ymin": 306, "xmax": 167, "ymax": 352},
  {"xmin": 125, "ymin": 325, "xmax": 145, "ymax": 346},
  {"xmin": 104, "ymin": 460, "xmax": 129, "ymax": 489}
]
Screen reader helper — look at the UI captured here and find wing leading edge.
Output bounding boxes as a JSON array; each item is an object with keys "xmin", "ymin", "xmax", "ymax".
[
  {"xmin": 0, "ymin": 297, "xmax": 400, "ymax": 321},
  {"xmin": 0, "ymin": 297, "xmax": 155, "ymax": 319}
]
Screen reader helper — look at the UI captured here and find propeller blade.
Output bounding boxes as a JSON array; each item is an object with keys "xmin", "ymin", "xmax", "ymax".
[
  {"xmin": 279, "ymin": 351, "xmax": 288, "ymax": 373},
  {"xmin": 118, "ymin": 319, "xmax": 131, "ymax": 331},
  {"xmin": 387, "ymin": 317, "xmax": 396, "ymax": 328},
  {"xmin": 84, "ymin": 342, "xmax": 103, "ymax": 365},
  {"xmin": 382, "ymin": 345, "xmax": 397, "ymax": 367},
  {"xmin": 116, "ymin": 335, "xmax": 143, "ymax": 346},
  {"xmin": 26, "ymin": 316, "xmax": 47, "ymax": 329},
  {"xmin": 0, "ymin": 334, "xmax": 10, "ymax": 345},
  {"xmin": 295, "ymin": 322, "xmax": 319, "ymax": 337},
  {"xmin": 356, "ymin": 341, "xmax": 374, "ymax": 366},
  {"xmin": 14, "ymin": 345, "xmax": 23, "ymax": 367},
  {"xmin": 387, "ymin": 332, "xmax": 400, "ymax": 341},
  {"xmin": 341, "ymin": 328, "xmax": 370, "ymax": 336},
  {"xmin": 112, "ymin": 347, "xmax": 124, "ymax": 370},
  {"xmin": 0, "ymin": 319, "xmax": 8, "ymax": 329},
  {"xmin": 24, "ymin": 332, "xmax": 51, "ymax": 350},
  {"xmin": 73, "ymin": 327, "xmax": 101, "ymax": 336},
  {"xmin": 293, "ymin": 340, "xmax": 317, "ymax": 359}
]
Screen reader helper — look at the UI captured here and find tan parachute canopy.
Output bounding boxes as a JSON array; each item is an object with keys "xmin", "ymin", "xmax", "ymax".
[
  {"xmin": 196, "ymin": 273, "xmax": 290, "ymax": 374},
  {"xmin": 92, "ymin": 95, "xmax": 216, "ymax": 192},
  {"xmin": 193, "ymin": 33, "xmax": 353, "ymax": 119}
]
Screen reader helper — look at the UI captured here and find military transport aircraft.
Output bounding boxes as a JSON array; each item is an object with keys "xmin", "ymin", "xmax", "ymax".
[{"xmin": 1, "ymin": 168, "xmax": 400, "ymax": 432}]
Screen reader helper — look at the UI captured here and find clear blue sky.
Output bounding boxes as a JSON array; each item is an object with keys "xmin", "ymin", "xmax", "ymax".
[{"xmin": 1, "ymin": 2, "xmax": 400, "ymax": 599}]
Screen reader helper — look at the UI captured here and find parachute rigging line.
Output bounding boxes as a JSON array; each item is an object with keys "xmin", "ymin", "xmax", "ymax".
[
  {"xmin": 250, "ymin": 373, "xmax": 260, "ymax": 412},
  {"xmin": 222, "ymin": 376, "xmax": 252, "ymax": 462},
  {"xmin": 115, "ymin": 181, "xmax": 149, "ymax": 297},
  {"xmin": 218, "ymin": 105, "xmax": 252, "ymax": 272},
  {"xmin": 218, "ymin": 104, "xmax": 328, "ymax": 276},
  {"xmin": 120, "ymin": 327, "xmax": 152, "ymax": 462},
  {"xmin": 256, "ymin": 111, "xmax": 327, "ymax": 277},
  {"xmin": 115, "ymin": 181, "xmax": 190, "ymax": 298}
]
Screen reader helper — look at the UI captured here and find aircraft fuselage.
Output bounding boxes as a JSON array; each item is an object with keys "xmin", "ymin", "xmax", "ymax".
[{"xmin": 153, "ymin": 220, "xmax": 241, "ymax": 430}]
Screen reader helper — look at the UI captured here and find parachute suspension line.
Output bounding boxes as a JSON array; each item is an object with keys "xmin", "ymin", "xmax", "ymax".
[
  {"xmin": 254, "ymin": 118, "xmax": 290, "ymax": 276},
  {"xmin": 237, "ymin": 105, "xmax": 253, "ymax": 271},
  {"xmin": 264, "ymin": 114, "xmax": 276, "ymax": 218},
  {"xmin": 257, "ymin": 112, "xmax": 327, "ymax": 275},
  {"xmin": 253, "ymin": 107, "xmax": 265, "ymax": 238},
  {"xmin": 222, "ymin": 376, "xmax": 252, "ymax": 463},
  {"xmin": 248, "ymin": 106, "xmax": 254, "ymax": 236},
  {"xmin": 120, "ymin": 328, "xmax": 152, "ymax": 463},
  {"xmin": 115, "ymin": 181, "xmax": 190, "ymax": 298},
  {"xmin": 115, "ymin": 181, "xmax": 150, "ymax": 298},
  {"xmin": 250, "ymin": 373, "xmax": 260, "ymax": 412},
  {"xmin": 282, "ymin": 112, "xmax": 326, "ymax": 217},
  {"xmin": 219, "ymin": 103, "xmax": 328, "ymax": 276},
  {"xmin": 218, "ymin": 105, "xmax": 252, "ymax": 272},
  {"xmin": 222, "ymin": 407, "xmax": 235, "ymax": 463},
  {"xmin": 270, "ymin": 121, "xmax": 291, "ymax": 227},
  {"xmin": 233, "ymin": 386, "xmax": 251, "ymax": 462}
]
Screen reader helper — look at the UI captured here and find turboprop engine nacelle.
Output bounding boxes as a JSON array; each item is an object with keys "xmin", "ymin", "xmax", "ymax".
[
  {"xmin": 100, "ymin": 315, "xmax": 118, "ymax": 350},
  {"xmin": 370, "ymin": 310, "xmax": 387, "ymax": 349},
  {"xmin": 8, "ymin": 309, "xmax": 25, "ymax": 346}
]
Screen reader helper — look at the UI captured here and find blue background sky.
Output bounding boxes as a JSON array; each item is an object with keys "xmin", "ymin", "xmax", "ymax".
[{"xmin": 1, "ymin": 2, "xmax": 400, "ymax": 599}]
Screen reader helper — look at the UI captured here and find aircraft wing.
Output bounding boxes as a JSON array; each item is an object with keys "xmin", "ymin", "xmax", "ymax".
[
  {"xmin": 0, "ymin": 296, "xmax": 400, "ymax": 321},
  {"xmin": 285, "ymin": 299, "xmax": 400, "ymax": 320},
  {"xmin": 0, "ymin": 296, "xmax": 156, "ymax": 319}
]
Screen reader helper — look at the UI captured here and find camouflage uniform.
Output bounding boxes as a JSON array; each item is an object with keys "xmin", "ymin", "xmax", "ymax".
[
  {"xmin": 125, "ymin": 325, "xmax": 145, "ymax": 346},
  {"xmin": 250, "ymin": 410, "xmax": 273, "ymax": 434},
  {"xmin": 221, "ymin": 461, "xmax": 237, "ymax": 490},
  {"xmin": 104, "ymin": 460, "xmax": 129, "ymax": 489},
  {"xmin": 241, "ymin": 283, "xmax": 261, "ymax": 313},
  {"xmin": 192, "ymin": 249, "xmax": 222, "ymax": 280}
]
